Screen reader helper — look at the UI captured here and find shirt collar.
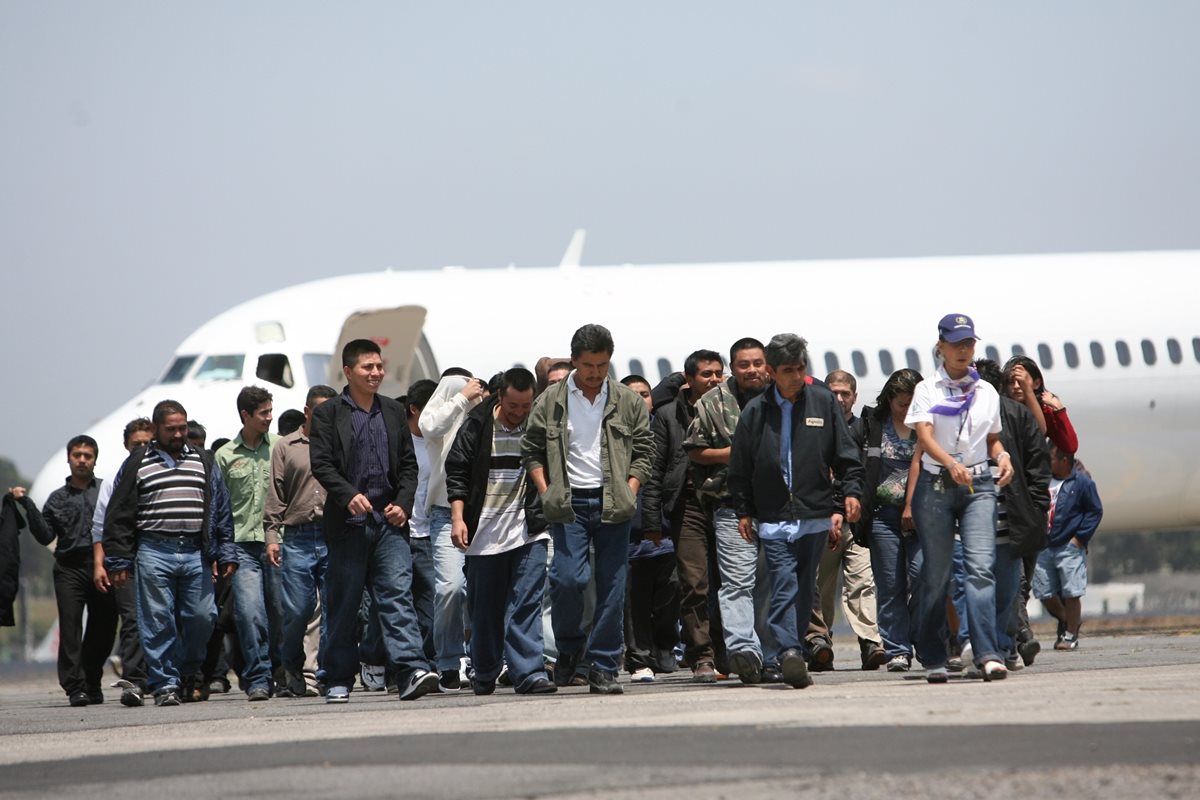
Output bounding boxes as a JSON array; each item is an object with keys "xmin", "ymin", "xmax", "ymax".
[
  {"xmin": 62, "ymin": 477, "xmax": 97, "ymax": 490},
  {"xmin": 568, "ymin": 372, "xmax": 608, "ymax": 403},
  {"xmin": 232, "ymin": 431, "xmax": 272, "ymax": 453},
  {"xmin": 341, "ymin": 386, "xmax": 380, "ymax": 413}
]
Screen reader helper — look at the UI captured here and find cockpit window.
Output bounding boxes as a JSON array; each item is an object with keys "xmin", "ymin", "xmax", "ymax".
[
  {"xmin": 194, "ymin": 354, "xmax": 246, "ymax": 381},
  {"xmin": 256, "ymin": 354, "xmax": 295, "ymax": 389},
  {"xmin": 161, "ymin": 355, "xmax": 198, "ymax": 384},
  {"xmin": 304, "ymin": 354, "xmax": 332, "ymax": 387}
]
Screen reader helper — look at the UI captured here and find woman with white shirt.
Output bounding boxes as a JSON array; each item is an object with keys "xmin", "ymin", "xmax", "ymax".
[{"xmin": 905, "ymin": 314, "xmax": 1013, "ymax": 683}]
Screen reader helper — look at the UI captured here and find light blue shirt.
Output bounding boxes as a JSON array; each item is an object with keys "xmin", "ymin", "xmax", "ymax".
[{"xmin": 756, "ymin": 387, "xmax": 828, "ymax": 543}]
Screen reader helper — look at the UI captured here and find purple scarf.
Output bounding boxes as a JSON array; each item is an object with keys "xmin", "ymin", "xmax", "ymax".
[{"xmin": 929, "ymin": 366, "xmax": 980, "ymax": 416}]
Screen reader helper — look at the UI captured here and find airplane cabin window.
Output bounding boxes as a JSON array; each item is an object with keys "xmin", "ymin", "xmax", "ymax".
[
  {"xmin": 1090, "ymin": 342, "xmax": 1105, "ymax": 367},
  {"xmin": 1115, "ymin": 340, "xmax": 1131, "ymax": 367},
  {"xmin": 1063, "ymin": 342, "xmax": 1080, "ymax": 369},
  {"xmin": 1194, "ymin": 337, "xmax": 1200, "ymax": 363},
  {"xmin": 879, "ymin": 350, "xmax": 894, "ymax": 375},
  {"xmin": 1011, "ymin": 344, "xmax": 1025, "ymax": 357},
  {"xmin": 1037, "ymin": 344, "xmax": 1053, "ymax": 370},
  {"xmin": 629, "ymin": 359, "xmax": 645, "ymax": 377},
  {"xmin": 1141, "ymin": 339, "xmax": 1157, "ymax": 366},
  {"xmin": 194, "ymin": 354, "xmax": 246, "ymax": 381},
  {"xmin": 1166, "ymin": 338, "xmax": 1182, "ymax": 365},
  {"xmin": 824, "ymin": 352, "xmax": 839, "ymax": 374},
  {"xmin": 161, "ymin": 355, "xmax": 198, "ymax": 384},
  {"xmin": 657, "ymin": 358, "xmax": 672, "ymax": 380},
  {"xmin": 303, "ymin": 354, "xmax": 331, "ymax": 387},
  {"xmin": 984, "ymin": 345, "xmax": 1000, "ymax": 364},
  {"xmin": 851, "ymin": 350, "xmax": 868, "ymax": 378},
  {"xmin": 256, "ymin": 354, "xmax": 295, "ymax": 389},
  {"xmin": 905, "ymin": 348, "xmax": 921, "ymax": 371}
]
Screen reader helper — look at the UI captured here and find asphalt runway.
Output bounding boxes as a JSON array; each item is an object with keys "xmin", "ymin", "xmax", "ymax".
[{"xmin": 2, "ymin": 633, "xmax": 1198, "ymax": 799}]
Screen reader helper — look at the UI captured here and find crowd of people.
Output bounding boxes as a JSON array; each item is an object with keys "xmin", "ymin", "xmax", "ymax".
[{"xmin": 4, "ymin": 316, "xmax": 1105, "ymax": 707}]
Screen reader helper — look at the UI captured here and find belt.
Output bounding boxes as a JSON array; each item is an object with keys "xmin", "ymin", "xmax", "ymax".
[
  {"xmin": 573, "ymin": 487, "xmax": 603, "ymax": 498},
  {"xmin": 924, "ymin": 461, "xmax": 991, "ymax": 477},
  {"xmin": 141, "ymin": 530, "xmax": 202, "ymax": 545}
]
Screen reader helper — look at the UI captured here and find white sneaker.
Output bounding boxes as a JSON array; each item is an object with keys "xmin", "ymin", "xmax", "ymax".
[
  {"xmin": 360, "ymin": 664, "xmax": 386, "ymax": 692},
  {"xmin": 631, "ymin": 667, "xmax": 655, "ymax": 683},
  {"xmin": 982, "ymin": 660, "xmax": 1008, "ymax": 682},
  {"xmin": 399, "ymin": 669, "xmax": 440, "ymax": 701},
  {"xmin": 885, "ymin": 655, "xmax": 911, "ymax": 672}
]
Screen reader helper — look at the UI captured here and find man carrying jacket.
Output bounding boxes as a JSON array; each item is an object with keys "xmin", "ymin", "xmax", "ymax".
[
  {"xmin": 728, "ymin": 334, "xmax": 863, "ymax": 690},
  {"xmin": 446, "ymin": 367, "xmax": 556, "ymax": 696},
  {"xmin": 523, "ymin": 323, "xmax": 654, "ymax": 694}
]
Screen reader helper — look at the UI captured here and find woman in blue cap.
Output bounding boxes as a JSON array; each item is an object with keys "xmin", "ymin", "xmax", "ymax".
[{"xmin": 904, "ymin": 314, "xmax": 1013, "ymax": 683}]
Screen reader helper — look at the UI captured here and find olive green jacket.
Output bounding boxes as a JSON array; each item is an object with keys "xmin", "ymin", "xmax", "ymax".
[{"xmin": 522, "ymin": 376, "xmax": 653, "ymax": 524}]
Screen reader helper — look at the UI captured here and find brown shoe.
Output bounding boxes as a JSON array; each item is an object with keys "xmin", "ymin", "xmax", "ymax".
[
  {"xmin": 692, "ymin": 662, "xmax": 718, "ymax": 684},
  {"xmin": 861, "ymin": 643, "xmax": 887, "ymax": 671}
]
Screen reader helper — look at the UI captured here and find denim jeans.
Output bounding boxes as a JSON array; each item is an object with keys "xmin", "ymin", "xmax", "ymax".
[
  {"xmin": 467, "ymin": 539, "xmax": 550, "ymax": 690},
  {"xmin": 231, "ymin": 541, "xmax": 283, "ymax": 692},
  {"xmin": 912, "ymin": 470, "xmax": 1000, "ymax": 668},
  {"xmin": 549, "ymin": 495, "xmax": 630, "ymax": 675},
  {"xmin": 409, "ymin": 535, "xmax": 437, "ymax": 663},
  {"xmin": 992, "ymin": 541, "xmax": 1023, "ymax": 657},
  {"xmin": 324, "ymin": 521, "xmax": 429, "ymax": 689},
  {"xmin": 760, "ymin": 532, "xmax": 826, "ymax": 663},
  {"xmin": 279, "ymin": 524, "xmax": 328, "ymax": 675},
  {"xmin": 712, "ymin": 506, "xmax": 762, "ymax": 660},
  {"xmin": 429, "ymin": 505, "xmax": 468, "ymax": 672},
  {"xmin": 135, "ymin": 535, "xmax": 216, "ymax": 694},
  {"xmin": 869, "ymin": 505, "xmax": 923, "ymax": 659}
]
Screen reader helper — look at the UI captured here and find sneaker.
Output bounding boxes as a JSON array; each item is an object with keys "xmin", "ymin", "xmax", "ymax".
[
  {"xmin": 438, "ymin": 669, "xmax": 462, "ymax": 693},
  {"xmin": 587, "ymin": 670, "xmax": 624, "ymax": 695},
  {"xmin": 886, "ymin": 655, "xmax": 911, "ymax": 673},
  {"xmin": 1018, "ymin": 638, "xmax": 1042, "ymax": 666},
  {"xmin": 497, "ymin": 665, "xmax": 512, "ymax": 687},
  {"xmin": 154, "ymin": 688, "xmax": 182, "ymax": 706},
  {"xmin": 120, "ymin": 686, "xmax": 144, "ymax": 707},
  {"xmin": 247, "ymin": 686, "xmax": 271, "ymax": 701},
  {"xmin": 1005, "ymin": 655, "xmax": 1024, "ymax": 672},
  {"xmin": 1055, "ymin": 632, "xmax": 1079, "ymax": 651},
  {"xmin": 360, "ymin": 664, "xmax": 386, "ymax": 692},
  {"xmin": 691, "ymin": 662, "xmax": 718, "ymax": 684},
  {"xmin": 729, "ymin": 650, "xmax": 763, "ymax": 685},
  {"xmin": 325, "ymin": 685, "xmax": 350, "ymax": 704},
  {"xmin": 630, "ymin": 667, "xmax": 655, "ymax": 683},
  {"xmin": 926, "ymin": 666, "xmax": 949, "ymax": 684},
  {"xmin": 69, "ymin": 691, "xmax": 90, "ymax": 707},
  {"xmin": 982, "ymin": 660, "xmax": 1008, "ymax": 681},
  {"xmin": 399, "ymin": 669, "xmax": 439, "ymax": 701},
  {"xmin": 780, "ymin": 648, "xmax": 812, "ymax": 689},
  {"xmin": 960, "ymin": 643, "xmax": 973, "ymax": 669},
  {"xmin": 517, "ymin": 676, "xmax": 558, "ymax": 695},
  {"xmin": 807, "ymin": 638, "xmax": 834, "ymax": 672}
]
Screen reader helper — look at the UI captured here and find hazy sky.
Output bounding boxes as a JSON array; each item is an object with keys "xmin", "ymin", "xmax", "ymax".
[{"xmin": 2, "ymin": 2, "xmax": 1199, "ymax": 477}]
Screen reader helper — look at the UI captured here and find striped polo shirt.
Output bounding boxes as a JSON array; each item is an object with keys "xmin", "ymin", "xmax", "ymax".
[
  {"xmin": 466, "ymin": 412, "xmax": 548, "ymax": 557},
  {"xmin": 135, "ymin": 445, "xmax": 207, "ymax": 535}
]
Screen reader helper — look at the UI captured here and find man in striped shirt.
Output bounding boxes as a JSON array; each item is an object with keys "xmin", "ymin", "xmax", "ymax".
[
  {"xmin": 103, "ymin": 400, "xmax": 238, "ymax": 707},
  {"xmin": 446, "ymin": 368, "xmax": 555, "ymax": 695}
]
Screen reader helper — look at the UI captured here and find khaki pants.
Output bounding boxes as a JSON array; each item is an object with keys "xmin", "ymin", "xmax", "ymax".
[{"xmin": 806, "ymin": 531, "xmax": 881, "ymax": 650}]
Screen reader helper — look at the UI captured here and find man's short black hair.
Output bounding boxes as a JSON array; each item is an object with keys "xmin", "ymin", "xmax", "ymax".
[
  {"xmin": 152, "ymin": 399, "xmax": 188, "ymax": 425},
  {"xmin": 974, "ymin": 359, "xmax": 1004, "ymax": 393},
  {"xmin": 66, "ymin": 434, "xmax": 98, "ymax": 457},
  {"xmin": 342, "ymin": 338, "xmax": 382, "ymax": 369},
  {"xmin": 684, "ymin": 349, "xmax": 724, "ymax": 378},
  {"xmin": 209, "ymin": 437, "xmax": 230, "ymax": 454},
  {"xmin": 277, "ymin": 409, "xmax": 306, "ymax": 436},
  {"xmin": 123, "ymin": 417, "xmax": 154, "ymax": 447},
  {"xmin": 305, "ymin": 384, "xmax": 337, "ymax": 408},
  {"xmin": 441, "ymin": 366, "xmax": 473, "ymax": 379},
  {"xmin": 501, "ymin": 367, "xmax": 535, "ymax": 394},
  {"xmin": 621, "ymin": 374, "xmax": 650, "ymax": 389},
  {"xmin": 400, "ymin": 379, "xmax": 438, "ymax": 417},
  {"xmin": 549, "ymin": 360, "xmax": 573, "ymax": 373},
  {"xmin": 237, "ymin": 386, "xmax": 272, "ymax": 419},
  {"xmin": 570, "ymin": 324, "xmax": 615, "ymax": 359},
  {"xmin": 729, "ymin": 337, "xmax": 765, "ymax": 364},
  {"xmin": 186, "ymin": 420, "xmax": 207, "ymax": 441}
]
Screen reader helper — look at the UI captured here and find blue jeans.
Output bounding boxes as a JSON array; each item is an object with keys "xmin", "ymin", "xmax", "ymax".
[
  {"xmin": 912, "ymin": 471, "xmax": 1000, "ymax": 668},
  {"xmin": 467, "ymin": 539, "xmax": 550, "ymax": 690},
  {"xmin": 1033, "ymin": 542, "xmax": 1088, "ymax": 599},
  {"xmin": 324, "ymin": 521, "xmax": 429, "ymax": 689},
  {"xmin": 869, "ymin": 505, "xmax": 923, "ymax": 659},
  {"xmin": 713, "ymin": 506, "xmax": 762, "ymax": 660},
  {"xmin": 761, "ymin": 532, "xmax": 826, "ymax": 662},
  {"xmin": 992, "ymin": 541, "xmax": 1023, "ymax": 657},
  {"xmin": 279, "ymin": 524, "xmax": 328, "ymax": 675},
  {"xmin": 135, "ymin": 535, "xmax": 215, "ymax": 694},
  {"xmin": 231, "ymin": 541, "xmax": 283, "ymax": 692},
  {"xmin": 409, "ymin": 535, "xmax": 437, "ymax": 663},
  {"xmin": 550, "ymin": 495, "xmax": 630, "ymax": 675},
  {"xmin": 429, "ymin": 505, "xmax": 468, "ymax": 672}
]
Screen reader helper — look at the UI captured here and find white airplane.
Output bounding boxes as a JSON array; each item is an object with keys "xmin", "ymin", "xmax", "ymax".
[{"xmin": 29, "ymin": 233, "xmax": 1200, "ymax": 532}]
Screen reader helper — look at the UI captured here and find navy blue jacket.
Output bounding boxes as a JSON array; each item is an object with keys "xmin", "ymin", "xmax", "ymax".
[{"xmin": 1048, "ymin": 466, "xmax": 1103, "ymax": 548}]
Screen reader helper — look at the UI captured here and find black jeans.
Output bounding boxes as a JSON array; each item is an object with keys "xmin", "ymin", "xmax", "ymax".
[
  {"xmin": 112, "ymin": 577, "xmax": 146, "ymax": 688},
  {"xmin": 53, "ymin": 553, "xmax": 118, "ymax": 696},
  {"xmin": 624, "ymin": 552, "xmax": 680, "ymax": 673}
]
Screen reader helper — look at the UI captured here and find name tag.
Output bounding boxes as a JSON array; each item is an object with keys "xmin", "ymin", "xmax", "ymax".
[{"xmin": 805, "ymin": 418, "xmax": 824, "ymax": 427}]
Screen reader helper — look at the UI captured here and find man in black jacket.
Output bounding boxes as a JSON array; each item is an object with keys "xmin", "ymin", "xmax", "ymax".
[
  {"xmin": 309, "ymin": 338, "xmax": 435, "ymax": 704},
  {"xmin": 728, "ymin": 334, "xmax": 864, "ymax": 689},
  {"xmin": 445, "ymin": 368, "xmax": 556, "ymax": 695},
  {"xmin": 642, "ymin": 349, "xmax": 727, "ymax": 683}
]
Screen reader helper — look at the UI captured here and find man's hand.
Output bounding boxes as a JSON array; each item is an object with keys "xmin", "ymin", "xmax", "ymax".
[
  {"xmin": 93, "ymin": 563, "xmax": 111, "ymax": 593},
  {"xmin": 348, "ymin": 494, "xmax": 372, "ymax": 516},
  {"xmin": 738, "ymin": 516, "xmax": 756, "ymax": 543},
  {"xmin": 220, "ymin": 563, "xmax": 238, "ymax": 579},
  {"xmin": 829, "ymin": 513, "xmax": 844, "ymax": 550},
  {"xmin": 627, "ymin": 477, "xmax": 641, "ymax": 495},
  {"xmin": 7, "ymin": 486, "xmax": 26, "ymax": 500},
  {"xmin": 267, "ymin": 542, "xmax": 282, "ymax": 567},
  {"xmin": 110, "ymin": 569, "xmax": 130, "ymax": 589},
  {"xmin": 901, "ymin": 504, "xmax": 916, "ymax": 531},
  {"xmin": 451, "ymin": 519, "xmax": 470, "ymax": 551},
  {"xmin": 459, "ymin": 380, "xmax": 486, "ymax": 402},
  {"xmin": 383, "ymin": 503, "xmax": 408, "ymax": 527},
  {"xmin": 844, "ymin": 497, "xmax": 861, "ymax": 523}
]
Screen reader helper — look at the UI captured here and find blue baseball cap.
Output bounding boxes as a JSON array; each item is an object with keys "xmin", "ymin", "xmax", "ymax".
[{"xmin": 938, "ymin": 313, "xmax": 978, "ymax": 343}]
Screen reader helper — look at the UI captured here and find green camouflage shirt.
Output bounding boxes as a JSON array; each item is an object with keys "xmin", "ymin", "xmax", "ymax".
[{"xmin": 683, "ymin": 378, "xmax": 743, "ymax": 502}]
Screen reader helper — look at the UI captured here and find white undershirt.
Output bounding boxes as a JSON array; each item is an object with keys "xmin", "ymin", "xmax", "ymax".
[
  {"xmin": 565, "ymin": 372, "xmax": 606, "ymax": 489},
  {"xmin": 410, "ymin": 435, "xmax": 431, "ymax": 538}
]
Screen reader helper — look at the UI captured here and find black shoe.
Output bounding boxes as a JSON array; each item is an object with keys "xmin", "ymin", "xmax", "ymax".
[
  {"xmin": 807, "ymin": 638, "xmax": 834, "ymax": 672},
  {"xmin": 1017, "ymin": 638, "xmax": 1041, "ymax": 667},
  {"xmin": 730, "ymin": 650, "xmax": 763, "ymax": 685},
  {"xmin": 86, "ymin": 690, "xmax": 104, "ymax": 705},
  {"xmin": 438, "ymin": 669, "xmax": 462, "ymax": 693},
  {"xmin": 69, "ymin": 691, "xmax": 90, "ymax": 707},
  {"xmin": 553, "ymin": 653, "xmax": 579, "ymax": 687},
  {"xmin": 472, "ymin": 678, "xmax": 496, "ymax": 696},
  {"xmin": 861, "ymin": 643, "xmax": 887, "ymax": 671},
  {"xmin": 761, "ymin": 664, "xmax": 784, "ymax": 684},
  {"xmin": 120, "ymin": 686, "xmax": 144, "ymax": 707},
  {"xmin": 208, "ymin": 677, "xmax": 231, "ymax": 694},
  {"xmin": 518, "ymin": 676, "xmax": 558, "ymax": 695},
  {"xmin": 781, "ymin": 648, "xmax": 813, "ymax": 689},
  {"xmin": 247, "ymin": 686, "xmax": 271, "ymax": 701},
  {"xmin": 587, "ymin": 670, "xmax": 624, "ymax": 695}
]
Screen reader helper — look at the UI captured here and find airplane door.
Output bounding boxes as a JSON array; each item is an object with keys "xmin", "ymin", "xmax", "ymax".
[{"xmin": 329, "ymin": 306, "xmax": 433, "ymax": 397}]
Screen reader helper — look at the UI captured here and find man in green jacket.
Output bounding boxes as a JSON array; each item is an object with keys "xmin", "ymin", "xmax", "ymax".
[{"xmin": 523, "ymin": 324, "xmax": 653, "ymax": 694}]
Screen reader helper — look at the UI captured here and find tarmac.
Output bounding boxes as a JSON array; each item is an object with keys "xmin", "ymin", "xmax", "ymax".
[{"xmin": 1, "ymin": 632, "xmax": 1198, "ymax": 799}]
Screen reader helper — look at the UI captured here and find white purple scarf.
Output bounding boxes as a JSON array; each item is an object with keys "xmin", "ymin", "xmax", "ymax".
[{"xmin": 929, "ymin": 366, "xmax": 980, "ymax": 416}]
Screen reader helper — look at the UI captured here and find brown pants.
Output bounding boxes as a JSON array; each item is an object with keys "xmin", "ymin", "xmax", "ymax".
[{"xmin": 670, "ymin": 491, "xmax": 726, "ymax": 670}]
